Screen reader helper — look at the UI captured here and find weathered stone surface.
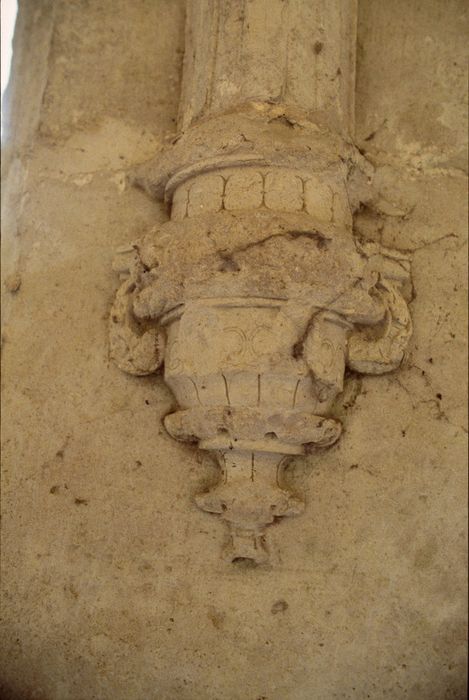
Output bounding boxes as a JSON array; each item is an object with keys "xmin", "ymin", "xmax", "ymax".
[
  {"xmin": 1, "ymin": 0, "xmax": 467, "ymax": 698},
  {"xmin": 179, "ymin": 0, "xmax": 357, "ymax": 135},
  {"xmin": 110, "ymin": 0, "xmax": 412, "ymax": 563}
]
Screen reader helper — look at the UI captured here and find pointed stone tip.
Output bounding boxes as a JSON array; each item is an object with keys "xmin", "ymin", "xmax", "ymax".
[{"xmin": 223, "ymin": 528, "xmax": 270, "ymax": 566}]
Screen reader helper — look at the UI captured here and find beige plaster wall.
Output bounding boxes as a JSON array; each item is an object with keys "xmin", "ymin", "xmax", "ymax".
[{"xmin": 1, "ymin": 1, "xmax": 467, "ymax": 699}]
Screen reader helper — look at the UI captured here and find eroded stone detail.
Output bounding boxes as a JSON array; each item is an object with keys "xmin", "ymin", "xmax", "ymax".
[
  {"xmin": 109, "ymin": 0, "xmax": 412, "ymax": 564},
  {"xmin": 170, "ymin": 167, "xmax": 351, "ymax": 225},
  {"xmin": 110, "ymin": 149, "xmax": 412, "ymax": 563}
]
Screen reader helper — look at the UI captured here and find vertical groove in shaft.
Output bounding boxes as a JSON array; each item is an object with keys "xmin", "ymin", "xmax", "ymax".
[{"xmin": 179, "ymin": 0, "xmax": 357, "ymax": 136}]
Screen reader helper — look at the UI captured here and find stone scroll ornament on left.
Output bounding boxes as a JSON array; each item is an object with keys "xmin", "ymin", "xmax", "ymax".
[{"xmin": 109, "ymin": 101, "xmax": 413, "ymax": 565}]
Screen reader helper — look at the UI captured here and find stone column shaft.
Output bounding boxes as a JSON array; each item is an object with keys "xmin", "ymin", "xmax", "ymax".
[{"xmin": 180, "ymin": 0, "xmax": 357, "ymax": 136}]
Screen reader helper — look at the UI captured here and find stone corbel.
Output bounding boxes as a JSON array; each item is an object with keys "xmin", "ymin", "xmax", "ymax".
[{"xmin": 109, "ymin": 0, "xmax": 413, "ymax": 564}]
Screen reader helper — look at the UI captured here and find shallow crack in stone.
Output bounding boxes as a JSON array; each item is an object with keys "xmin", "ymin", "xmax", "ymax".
[{"xmin": 224, "ymin": 229, "xmax": 330, "ymax": 259}]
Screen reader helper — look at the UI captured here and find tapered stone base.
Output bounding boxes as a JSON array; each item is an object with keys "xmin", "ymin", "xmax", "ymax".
[{"xmin": 196, "ymin": 450, "xmax": 304, "ymax": 564}]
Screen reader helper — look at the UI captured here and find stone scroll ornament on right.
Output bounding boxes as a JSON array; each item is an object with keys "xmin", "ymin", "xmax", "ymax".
[{"xmin": 109, "ymin": 2, "xmax": 413, "ymax": 565}]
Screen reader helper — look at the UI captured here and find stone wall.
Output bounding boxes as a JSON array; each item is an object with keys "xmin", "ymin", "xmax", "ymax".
[{"xmin": 1, "ymin": 1, "xmax": 467, "ymax": 698}]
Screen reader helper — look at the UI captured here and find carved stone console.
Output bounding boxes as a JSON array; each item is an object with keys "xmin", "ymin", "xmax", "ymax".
[{"xmin": 110, "ymin": 0, "xmax": 412, "ymax": 564}]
